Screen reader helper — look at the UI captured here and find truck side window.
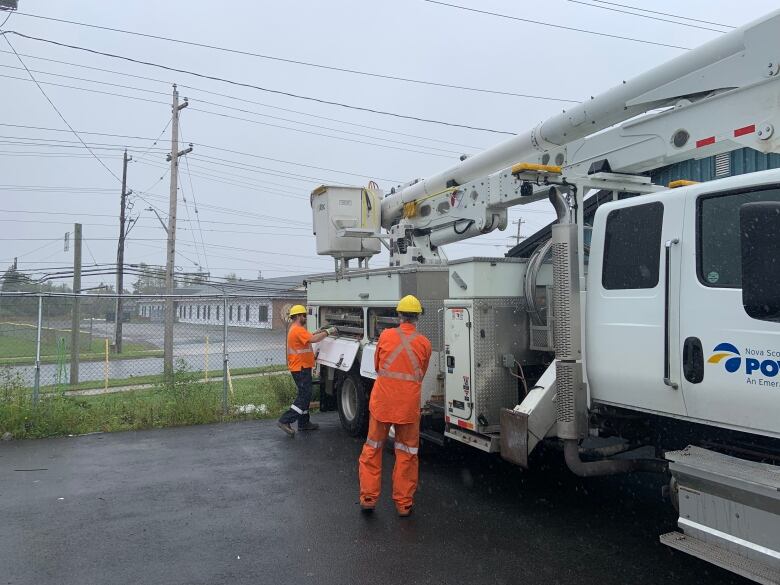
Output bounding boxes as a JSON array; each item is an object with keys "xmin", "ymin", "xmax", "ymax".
[
  {"xmin": 602, "ymin": 202, "xmax": 663, "ymax": 290},
  {"xmin": 698, "ymin": 186, "xmax": 780, "ymax": 288}
]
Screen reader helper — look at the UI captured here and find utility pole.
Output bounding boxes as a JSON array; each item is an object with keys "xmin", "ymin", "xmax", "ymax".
[
  {"xmin": 510, "ymin": 218, "xmax": 525, "ymax": 247},
  {"xmin": 70, "ymin": 222, "xmax": 82, "ymax": 385},
  {"xmin": 163, "ymin": 84, "xmax": 192, "ymax": 380},
  {"xmin": 115, "ymin": 149, "xmax": 131, "ymax": 353}
]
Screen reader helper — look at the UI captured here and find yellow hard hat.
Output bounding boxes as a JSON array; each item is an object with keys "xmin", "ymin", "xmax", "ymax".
[
  {"xmin": 396, "ymin": 295, "xmax": 423, "ymax": 314},
  {"xmin": 289, "ymin": 304, "xmax": 307, "ymax": 317}
]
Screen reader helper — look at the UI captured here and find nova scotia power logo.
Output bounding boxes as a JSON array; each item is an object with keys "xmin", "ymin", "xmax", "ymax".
[
  {"xmin": 709, "ymin": 342, "xmax": 780, "ymax": 387},
  {"xmin": 707, "ymin": 343, "xmax": 742, "ymax": 373}
]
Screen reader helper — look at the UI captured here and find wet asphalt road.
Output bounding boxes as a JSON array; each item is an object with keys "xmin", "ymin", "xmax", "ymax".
[{"xmin": 0, "ymin": 414, "xmax": 750, "ymax": 585}]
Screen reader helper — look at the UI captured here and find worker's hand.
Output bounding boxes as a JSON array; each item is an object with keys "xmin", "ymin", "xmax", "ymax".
[{"xmin": 325, "ymin": 326, "xmax": 339, "ymax": 336}]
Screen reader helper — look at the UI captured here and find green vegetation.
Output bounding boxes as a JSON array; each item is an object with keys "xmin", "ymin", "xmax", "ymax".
[
  {"xmin": 35, "ymin": 364, "xmax": 287, "ymax": 393},
  {"xmin": 0, "ymin": 322, "xmax": 157, "ymax": 365},
  {"xmin": 0, "ymin": 362, "xmax": 299, "ymax": 439}
]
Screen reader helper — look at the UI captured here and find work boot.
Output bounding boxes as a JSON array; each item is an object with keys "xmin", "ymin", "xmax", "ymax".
[
  {"xmin": 397, "ymin": 505, "xmax": 413, "ymax": 518},
  {"xmin": 277, "ymin": 422, "xmax": 295, "ymax": 437},
  {"xmin": 298, "ymin": 422, "xmax": 320, "ymax": 431},
  {"xmin": 360, "ymin": 497, "xmax": 376, "ymax": 513}
]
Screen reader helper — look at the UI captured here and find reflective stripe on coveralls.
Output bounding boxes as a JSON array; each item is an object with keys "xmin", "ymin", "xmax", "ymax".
[{"xmin": 377, "ymin": 329, "xmax": 424, "ymax": 383}]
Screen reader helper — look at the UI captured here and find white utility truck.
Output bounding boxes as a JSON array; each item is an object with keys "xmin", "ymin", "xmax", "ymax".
[{"xmin": 307, "ymin": 10, "xmax": 780, "ymax": 583}]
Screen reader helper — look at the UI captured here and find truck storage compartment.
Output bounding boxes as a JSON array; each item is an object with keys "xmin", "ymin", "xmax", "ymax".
[
  {"xmin": 367, "ymin": 307, "xmax": 400, "ymax": 341},
  {"xmin": 318, "ymin": 306, "xmax": 364, "ymax": 339}
]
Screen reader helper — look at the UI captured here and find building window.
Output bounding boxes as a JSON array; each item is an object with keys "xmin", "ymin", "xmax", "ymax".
[
  {"xmin": 246, "ymin": 304, "xmax": 250, "ymax": 322},
  {"xmin": 197, "ymin": 306, "xmax": 201, "ymax": 319},
  {"xmin": 237, "ymin": 305, "xmax": 242, "ymax": 321},
  {"xmin": 258, "ymin": 305, "xmax": 268, "ymax": 322},
  {"xmin": 602, "ymin": 202, "xmax": 663, "ymax": 290},
  {"xmin": 189, "ymin": 306, "xmax": 192, "ymax": 319},
  {"xmin": 208, "ymin": 306, "xmax": 211, "ymax": 320},
  {"xmin": 217, "ymin": 305, "xmax": 221, "ymax": 321},
  {"xmin": 229, "ymin": 305, "xmax": 233, "ymax": 321}
]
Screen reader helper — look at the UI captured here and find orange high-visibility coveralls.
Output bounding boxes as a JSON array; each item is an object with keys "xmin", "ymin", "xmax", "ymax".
[{"xmin": 358, "ymin": 322, "xmax": 432, "ymax": 513}]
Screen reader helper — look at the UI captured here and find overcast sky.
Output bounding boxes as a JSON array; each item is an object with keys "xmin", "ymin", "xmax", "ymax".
[{"xmin": 1, "ymin": 0, "xmax": 777, "ymax": 288}]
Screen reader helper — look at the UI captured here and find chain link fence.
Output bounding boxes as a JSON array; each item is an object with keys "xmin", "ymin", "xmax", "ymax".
[{"xmin": 0, "ymin": 292, "xmax": 302, "ymax": 438}]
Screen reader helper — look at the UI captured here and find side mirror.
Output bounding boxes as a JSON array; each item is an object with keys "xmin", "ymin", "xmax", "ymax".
[{"xmin": 741, "ymin": 201, "xmax": 780, "ymax": 321}]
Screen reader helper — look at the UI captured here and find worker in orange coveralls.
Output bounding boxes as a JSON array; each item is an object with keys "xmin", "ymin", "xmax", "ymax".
[
  {"xmin": 358, "ymin": 295, "xmax": 432, "ymax": 517},
  {"xmin": 278, "ymin": 305, "xmax": 336, "ymax": 437}
]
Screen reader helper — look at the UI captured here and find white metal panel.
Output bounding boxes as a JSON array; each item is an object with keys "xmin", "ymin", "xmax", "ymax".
[
  {"xmin": 359, "ymin": 343, "xmax": 377, "ymax": 380},
  {"xmin": 311, "ymin": 186, "xmax": 381, "ymax": 258},
  {"xmin": 678, "ymin": 177, "xmax": 780, "ymax": 439},
  {"xmin": 444, "ymin": 305, "xmax": 473, "ymax": 423},
  {"xmin": 314, "ymin": 337, "xmax": 360, "ymax": 372},
  {"xmin": 447, "ymin": 258, "xmax": 526, "ymax": 298},
  {"xmin": 586, "ymin": 192, "xmax": 688, "ymax": 416}
]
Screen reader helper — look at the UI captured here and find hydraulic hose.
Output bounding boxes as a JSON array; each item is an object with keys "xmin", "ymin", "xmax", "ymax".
[{"xmin": 563, "ymin": 440, "xmax": 668, "ymax": 477}]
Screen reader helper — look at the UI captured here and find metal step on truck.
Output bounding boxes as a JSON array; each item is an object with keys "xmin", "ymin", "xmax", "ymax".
[{"xmin": 305, "ymin": 9, "xmax": 780, "ymax": 584}]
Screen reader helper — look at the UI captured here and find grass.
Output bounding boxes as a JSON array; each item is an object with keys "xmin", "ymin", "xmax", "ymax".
[
  {"xmin": 34, "ymin": 364, "xmax": 288, "ymax": 393},
  {"xmin": 0, "ymin": 322, "xmax": 158, "ymax": 365},
  {"xmin": 0, "ymin": 363, "xmax": 300, "ymax": 439}
]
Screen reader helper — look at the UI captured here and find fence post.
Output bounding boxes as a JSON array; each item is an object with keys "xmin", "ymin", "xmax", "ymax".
[
  {"xmin": 33, "ymin": 294, "xmax": 43, "ymax": 404},
  {"xmin": 104, "ymin": 338, "xmax": 109, "ymax": 390},
  {"xmin": 222, "ymin": 295, "xmax": 229, "ymax": 414},
  {"xmin": 204, "ymin": 335, "xmax": 209, "ymax": 383}
]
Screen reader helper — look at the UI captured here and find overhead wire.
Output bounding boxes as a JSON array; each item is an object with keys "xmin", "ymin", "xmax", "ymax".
[
  {"xmin": 0, "ymin": 61, "xmax": 482, "ymax": 154},
  {"xmin": 0, "ymin": 208, "xmax": 313, "ymax": 229},
  {"xmin": 1, "ymin": 35, "xmax": 123, "ymax": 183},
  {"xmin": 421, "ymin": 0, "xmax": 691, "ymax": 50},
  {"xmin": 567, "ymin": 0, "xmax": 728, "ymax": 33},
  {"xmin": 0, "ymin": 71, "xmax": 469, "ymax": 158},
  {"xmin": 0, "ymin": 30, "xmax": 515, "ymax": 134},
  {"xmin": 180, "ymin": 122, "xmax": 210, "ymax": 275},
  {"xmin": 585, "ymin": 0, "xmax": 734, "ymax": 28},
  {"xmin": 10, "ymin": 11, "xmax": 577, "ymax": 102},
  {"xmin": 0, "ymin": 10, "xmax": 12, "ymax": 29},
  {"xmin": 0, "ymin": 122, "xmax": 402, "ymax": 182},
  {"xmin": 0, "ymin": 48, "xmax": 495, "ymax": 150}
]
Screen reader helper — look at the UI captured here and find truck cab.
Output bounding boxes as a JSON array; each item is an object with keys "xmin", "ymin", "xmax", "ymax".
[{"xmin": 587, "ymin": 170, "xmax": 780, "ymax": 440}]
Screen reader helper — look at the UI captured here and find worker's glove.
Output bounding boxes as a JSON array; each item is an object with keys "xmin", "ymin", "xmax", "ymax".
[{"xmin": 325, "ymin": 326, "xmax": 339, "ymax": 336}]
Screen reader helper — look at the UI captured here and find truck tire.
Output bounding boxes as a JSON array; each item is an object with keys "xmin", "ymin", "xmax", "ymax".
[{"xmin": 337, "ymin": 371, "xmax": 370, "ymax": 437}]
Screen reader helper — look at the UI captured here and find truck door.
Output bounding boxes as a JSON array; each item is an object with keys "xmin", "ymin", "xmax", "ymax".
[
  {"xmin": 678, "ymin": 183, "xmax": 780, "ymax": 437},
  {"xmin": 586, "ymin": 195, "xmax": 687, "ymax": 416},
  {"xmin": 444, "ymin": 306, "xmax": 473, "ymax": 424}
]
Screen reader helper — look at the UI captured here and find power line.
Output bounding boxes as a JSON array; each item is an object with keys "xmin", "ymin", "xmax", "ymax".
[
  {"xmin": 135, "ymin": 162, "xmax": 309, "ymax": 200},
  {"xmin": 421, "ymin": 0, "xmax": 691, "ymax": 50},
  {"xmin": 0, "ymin": 122, "xmax": 402, "ymax": 182},
  {"xmin": 1, "ymin": 35, "xmax": 123, "ymax": 183},
  {"xmin": 567, "ymin": 0, "xmax": 727, "ymax": 33},
  {"xmin": 1, "ymin": 30, "xmax": 514, "ymax": 134},
  {"xmin": 0, "ymin": 217, "xmax": 311, "ymax": 235},
  {"xmin": 586, "ymin": 0, "xmax": 734, "ymax": 29},
  {"xmin": 0, "ymin": 72, "xmax": 469, "ymax": 158},
  {"xmin": 0, "ymin": 208, "xmax": 313, "ymax": 228},
  {"xmin": 11, "ymin": 10, "xmax": 577, "ymax": 103},
  {"xmin": 0, "ymin": 61, "xmax": 483, "ymax": 153},
  {"xmin": 134, "ymin": 116, "xmax": 172, "ymax": 162},
  {"xmin": 0, "ymin": 48, "xmax": 495, "ymax": 150}
]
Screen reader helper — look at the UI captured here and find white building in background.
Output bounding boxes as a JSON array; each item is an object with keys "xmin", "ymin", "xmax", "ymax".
[
  {"xmin": 176, "ymin": 298, "xmax": 272, "ymax": 329},
  {"xmin": 135, "ymin": 274, "xmax": 311, "ymax": 330}
]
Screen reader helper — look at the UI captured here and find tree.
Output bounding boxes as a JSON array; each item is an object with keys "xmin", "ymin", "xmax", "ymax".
[
  {"xmin": 0, "ymin": 265, "xmax": 37, "ymax": 319},
  {"xmin": 224, "ymin": 272, "xmax": 240, "ymax": 283},
  {"xmin": 131, "ymin": 263, "xmax": 166, "ymax": 294}
]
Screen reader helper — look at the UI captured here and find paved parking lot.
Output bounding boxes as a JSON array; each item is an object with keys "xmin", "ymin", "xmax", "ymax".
[{"xmin": 0, "ymin": 415, "xmax": 749, "ymax": 585}]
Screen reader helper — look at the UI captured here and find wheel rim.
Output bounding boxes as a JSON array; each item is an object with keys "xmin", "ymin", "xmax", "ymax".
[{"xmin": 340, "ymin": 377, "xmax": 358, "ymax": 422}]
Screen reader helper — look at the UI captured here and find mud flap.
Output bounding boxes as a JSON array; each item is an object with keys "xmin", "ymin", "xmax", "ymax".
[{"xmin": 500, "ymin": 408, "xmax": 530, "ymax": 469}]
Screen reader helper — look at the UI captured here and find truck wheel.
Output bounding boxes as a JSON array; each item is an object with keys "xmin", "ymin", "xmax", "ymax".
[{"xmin": 337, "ymin": 372, "xmax": 369, "ymax": 437}]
